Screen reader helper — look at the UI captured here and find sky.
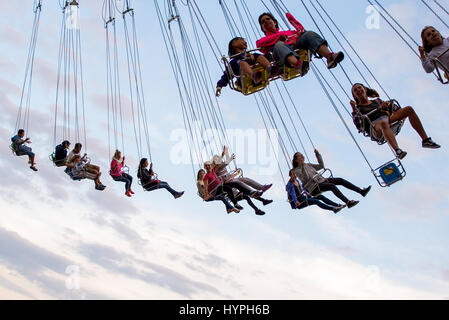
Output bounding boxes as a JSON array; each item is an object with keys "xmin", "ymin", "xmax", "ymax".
[{"xmin": 0, "ymin": 0, "xmax": 448, "ymax": 300}]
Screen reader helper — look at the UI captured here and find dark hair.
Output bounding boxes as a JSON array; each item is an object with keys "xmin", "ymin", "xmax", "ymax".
[
  {"xmin": 62, "ymin": 140, "xmax": 70, "ymax": 147},
  {"xmin": 289, "ymin": 169, "xmax": 295, "ymax": 176},
  {"xmin": 228, "ymin": 37, "xmax": 244, "ymax": 56},
  {"xmin": 421, "ymin": 26, "xmax": 443, "ymax": 53},
  {"xmin": 139, "ymin": 158, "xmax": 147, "ymax": 168},
  {"xmin": 292, "ymin": 152, "xmax": 300, "ymax": 169},
  {"xmin": 197, "ymin": 169, "xmax": 205, "ymax": 181},
  {"xmin": 18, "ymin": 129, "xmax": 25, "ymax": 135},
  {"xmin": 74, "ymin": 142, "xmax": 82, "ymax": 149},
  {"xmin": 258, "ymin": 12, "xmax": 279, "ymax": 34},
  {"xmin": 351, "ymin": 83, "xmax": 379, "ymax": 105}
]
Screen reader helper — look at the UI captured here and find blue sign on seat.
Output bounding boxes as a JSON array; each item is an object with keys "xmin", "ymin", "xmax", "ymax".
[{"xmin": 379, "ymin": 162, "xmax": 402, "ymax": 186}]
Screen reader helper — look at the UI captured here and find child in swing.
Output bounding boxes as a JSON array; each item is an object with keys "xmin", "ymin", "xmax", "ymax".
[{"xmin": 216, "ymin": 37, "xmax": 271, "ymax": 97}]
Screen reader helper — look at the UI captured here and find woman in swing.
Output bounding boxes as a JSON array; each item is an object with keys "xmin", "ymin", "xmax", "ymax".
[
  {"xmin": 216, "ymin": 37, "xmax": 271, "ymax": 97},
  {"xmin": 137, "ymin": 158, "xmax": 184, "ymax": 199},
  {"xmin": 287, "ymin": 169, "xmax": 344, "ymax": 213},
  {"xmin": 419, "ymin": 26, "xmax": 448, "ymax": 75},
  {"xmin": 256, "ymin": 12, "xmax": 344, "ymax": 71},
  {"xmin": 350, "ymin": 83, "xmax": 440, "ymax": 159},
  {"xmin": 110, "ymin": 150, "xmax": 134, "ymax": 197}
]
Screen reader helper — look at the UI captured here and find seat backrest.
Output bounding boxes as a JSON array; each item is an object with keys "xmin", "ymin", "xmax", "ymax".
[{"xmin": 379, "ymin": 162, "xmax": 403, "ymax": 186}]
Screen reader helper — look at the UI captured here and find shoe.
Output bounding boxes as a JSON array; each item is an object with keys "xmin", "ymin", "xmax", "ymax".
[
  {"xmin": 129, "ymin": 189, "xmax": 135, "ymax": 194},
  {"xmin": 95, "ymin": 184, "xmax": 106, "ymax": 191},
  {"xmin": 125, "ymin": 190, "xmax": 132, "ymax": 197},
  {"xmin": 327, "ymin": 51, "xmax": 344, "ymax": 69},
  {"xmin": 361, "ymin": 186, "xmax": 372, "ymax": 197},
  {"xmin": 395, "ymin": 148, "xmax": 407, "ymax": 160},
  {"xmin": 262, "ymin": 184, "xmax": 273, "ymax": 192},
  {"xmin": 174, "ymin": 191, "xmax": 184, "ymax": 199},
  {"xmin": 422, "ymin": 137, "xmax": 441, "ymax": 149},
  {"xmin": 262, "ymin": 199, "xmax": 273, "ymax": 206},
  {"xmin": 252, "ymin": 70, "xmax": 263, "ymax": 85},
  {"xmin": 255, "ymin": 209, "xmax": 266, "ymax": 216},
  {"xmin": 232, "ymin": 208, "xmax": 240, "ymax": 213},
  {"xmin": 30, "ymin": 166, "xmax": 38, "ymax": 172},
  {"xmin": 332, "ymin": 206, "xmax": 343, "ymax": 214},
  {"xmin": 235, "ymin": 204, "xmax": 244, "ymax": 210},
  {"xmin": 346, "ymin": 200, "xmax": 359, "ymax": 208}
]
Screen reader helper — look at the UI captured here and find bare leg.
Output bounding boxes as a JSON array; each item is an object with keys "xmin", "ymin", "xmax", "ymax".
[
  {"xmin": 316, "ymin": 44, "xmax": 332, "ymax": 59},
  {"xmin": 286, "ymin": 54, "xmax": 299, "ymax": 67},
  {"xmin": 375, "ymin": 121, "xmax": 399, "ymax": 150},
  {"xmin": 390, "ymin": 106, "xmax": 428, "ymax": 141},
  {"xmin": 240, "ymin": 61, "xmax": 253, "ymax": 77},
  {"xmin": 256, "ymin": 55, "xmax": 271, "ymax": 69}
]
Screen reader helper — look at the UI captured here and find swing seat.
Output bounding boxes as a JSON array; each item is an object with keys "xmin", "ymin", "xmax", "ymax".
[
  {"xmin": 64, "ymin": 167, "xmax": 84, "ymax": 181},
  {"xmin": 223, "ymin": 168, "xmax": 243, "ymax": 183},
  {"xmin": 9, "ymin": 143, "xmax": 18, "ymax": 155},
  {"xmin": 49, "ymin": 153, "xmax": 67, "ymax": 167},
  {"xmin": 433, "ymin": 49, "xmax": 449, "ymax": 85},
  {"xmin": 235, "ymin": 67, "xmax": 269, "ymax": 96},
  {"xmin": 372, "ymin": 159, "xmax": 406, "ymax": 187},
  {"xmin": 281, "ymin": 50, "xmax": 310, "ymax": 81},
  {"xmin": 303, "ymin": 168, "xmax": 333, "ymax": 194}
]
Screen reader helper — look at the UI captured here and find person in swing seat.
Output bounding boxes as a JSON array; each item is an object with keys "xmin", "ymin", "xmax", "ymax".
[
  {"xmin": 287, "ymin": 169, "xmax": 344, "ymax": 213},
  {"xmin": 11, "ymin": 129, "xmax": 37, "ymax": 171},
  {"xmin": 66, "ymin": 155, "xmax": 106, "ymax": 190},
  {"xmin": 54, "ymin": 140, "xmax": 71, "ymax": 166},
  {"xmin": 419, "ymin": 26, "xmax": 449, "ymax": 75},
  {"xmin": 216, "ymin": 37, "xmax": 271, "ymax": 97},
  {"xmin": 137, "ymin": 158, "xmax": 184, "ymax": 199},
  {"xmin": 292, "ymin": 149, "xmax": 371, "ymax": 209},
  {"xmin": 110, "ymin": 150, "xmax": 134, "ymax": 197},
  {"xmin": 256, "ymin": 12, "xmax": 344, "ymax": 71},
  {"xmin": 350, "ymin": 83, "xmax": 440, "ymax": 160},
  {"xmin": 67, "ymin": 142, "xmax": 102, "ymax": 176}
]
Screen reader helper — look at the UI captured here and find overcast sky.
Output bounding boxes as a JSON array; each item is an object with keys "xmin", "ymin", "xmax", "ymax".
[{"xmin": 0, "ymin": 0, "xmax": 448, "ymax": 299}]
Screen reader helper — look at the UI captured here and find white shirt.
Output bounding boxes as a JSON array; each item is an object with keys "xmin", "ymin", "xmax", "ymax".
[{"xmin": 422, "ymin": 37, "xmax": 449, "ymax": 73}]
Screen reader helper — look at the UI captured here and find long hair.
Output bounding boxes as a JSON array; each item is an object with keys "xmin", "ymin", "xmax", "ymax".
[
  {"xmin": 113, "ymin": 149, "xmax": 121, "ymax": 161},
  {"xmin": 258, "ymin": 12, "xmax": 279, "ymax": 34},
  {"xmin": 421, "ymin": 26, "xmax": 443, "ymax": 53},
  {"xmin": 137, "ymin": 158, "xmax": 147, "ymax": 179},
  {"xmin": 228, "ymin": 37, "xmax": 244, "ymax": 56},
  {"xmin": 197, "ymin": 169, "xmax": 205, "ymax": 181},
  {"xmin": 292, "ymin": 152, "xmax": 300, "ymax": 169},
  {"xmin": 351, "ymin": 83, "xmax": 379, "ymax": 105}
]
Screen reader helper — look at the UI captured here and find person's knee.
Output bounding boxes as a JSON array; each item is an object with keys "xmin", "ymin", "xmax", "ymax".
[{"xmin": 404, "ymin": 106, "xmax": 415, "ymax": 115}]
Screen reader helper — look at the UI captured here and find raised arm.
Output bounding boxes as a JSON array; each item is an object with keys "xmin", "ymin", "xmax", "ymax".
[{"xmin": 286, "ymin": 13, "xmax": 305, "ymax": 33}]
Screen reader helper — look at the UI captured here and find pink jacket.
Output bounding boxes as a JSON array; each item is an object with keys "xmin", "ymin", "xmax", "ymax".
[
  {"xmin": 256, "ymin": 13, "xmax": 305, "ymax": 54},
  {"xmin": 110, "ymin": 159, "xmax": 123, "ymax": 177}
]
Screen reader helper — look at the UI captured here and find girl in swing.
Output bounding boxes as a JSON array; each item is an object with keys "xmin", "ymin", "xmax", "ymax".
[
  {"xmin": 256, "ymin": 12, "xmax": 344, "ymax": 70},
  {"xmin": 110, "ymin": 150, "xmax": 134, "ymax": 197},
  {"xmin": 350, "ymin": 83, "xmax": 440, "ymax": 160},
  {"xmin": 216, "ymin": 37, "xmax": 271, "ymax": 97},
  {"xmin": 419, "ymin": 26, "xmax": 449, "ymax": 75}
]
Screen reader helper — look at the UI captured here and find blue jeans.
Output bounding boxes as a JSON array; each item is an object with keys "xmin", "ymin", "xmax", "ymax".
[
  {"xmin": 206, "ymin": 194, "xmax": 233, "ymax": 210},
  {"xmin": 113, "ymin": 173, "xmax": 133, "ymax": 191},
  {"xmin": 16, "ymin": 145, "xmax": 34, "ymax": 159},
  {"xmin": 152, "ymin": 181, "xmax": 179, "ymax": 197},
  {"xmin": 297, "ymin": 194, "xmax": 338, "ymax": 211},
  {"xmin": 273, "ymin": 31, "xmax": 327, "ymax": 65}
]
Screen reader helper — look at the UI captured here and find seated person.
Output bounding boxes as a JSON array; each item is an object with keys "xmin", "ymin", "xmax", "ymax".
[
  {"xmin": 67, "ymin": 142, "xmax": 101, "ymax": 175},
  {"xmin": 212, "ymin": 146, "xmax": 272, "ymax": 193},
  {"xmin": 66, "ymin": 155, "xmax": 106, "ymax": 190},
  {"xmin": 216, "ymin": 37, "xmax": 271, "ymax": 96},
  {"xmin": 286, "ymin": 169, "xmax": 344, "ymax": 213},
  {"xmin": 54, "ymin": 140, "xmax": 71, "ymax": 166},
  {"xmin": 292, "ymin": 149, "xmax": 371, "ymax": 208},
  {"xmin": 110, "ymin": 150, "xmax": 134, "ymax": 197},
  {"xmin": 137, "ymin": 158, "xmax": 184, "ymax": 199},
  {"xmin": 256, "ymin": 12, "xmax": 344, "ymax": 70},
  {"xmin": 419, "ymin": 26, "xmax": 448, "ymax": 74},
  {"xmin": 351, "ymin": 83, "xmax": 440, "ymax": 159},
  {"xmin": 197, "ymin": 169, "xmax": 239, "ymax": 214},
  {"xmin": 11, "ymin": 129, "xmax": 37, "ymax": 171}
]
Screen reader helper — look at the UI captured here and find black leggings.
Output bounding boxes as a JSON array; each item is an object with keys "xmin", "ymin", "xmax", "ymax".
[
  {"xmin": 235, "ymin": 193, "xmax": 268, "ymax": 212},
  {"xmin": 312, "ymin": 177, "xmax": 362, "ymax": 203},
  {"xmin": 216, "ymin": 182, "xmax": 253, "ymax": 205}
]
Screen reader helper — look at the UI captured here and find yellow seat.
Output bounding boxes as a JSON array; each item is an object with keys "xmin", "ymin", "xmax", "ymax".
[
  {"xmin": 282, "ymin": 49, "xmax": 310, "ymax": 81},
  {"xmin": 235, "ymin": 65, "xmax": 268, "ymax": 96}
]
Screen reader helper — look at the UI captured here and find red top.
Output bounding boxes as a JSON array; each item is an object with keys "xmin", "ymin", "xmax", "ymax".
[
  {"xmin": 204, "ymin": 170, "xmax": 222, "ymax": 194},
  {"xmin": 256, "ymin": 13, "xmax": 305, "ymax": 54},
  {"xmin": 110, "ymin": 159, "xmax": 123, "ymax": 177}
]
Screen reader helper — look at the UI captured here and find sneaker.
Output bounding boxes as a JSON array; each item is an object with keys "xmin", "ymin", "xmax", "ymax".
[
  {"xmin": 95, "ymin": 184, "xmax": 106, "ymax": 191},
  {"xmin": 395, "ymin": 148, "xmax": 407, "ymax": 160},
  {"xmin": 332, "ymin": 206, "xmax": 343, "ymax": 214},
  {"xmin": 129, "ymin": 189, "xmax": 135, "ymax": 194},
  {"xmin": 174, "ymin": 191, "xmax": 184, "ymax": 199},
  {"xmin": 30, "ymin": 166, "xmax": 38, "ymax": 172},
  {"xmin": 346, "ymin": 200, "xmax": 359, "ymax": 208},
  {"xmin": 262, "ymin": 184, "xmax": 273, "ymax": 192},
  {"xmin": 361, "ymin": 186, "xmax": 372, "ymax": 197},
  {"xmin": 327, "ymin": 51, "xmax": 344, "ymax": 69},
  {"xmin": 125, "ymin": 190, "xmax": 132, "ymax": 197},
  {"xmin": 422, "ymin": 137, "xmax": 441, "ymax": 149},
  {"xmin": 232, "ymin": 208, "xmax": 240, "ymax": 213},
  {"xmin": 235, "ymin": 204, "xmax": 244, "ymax": 210},
  {"xmin": 255, "ymin": 209, "xmax": 266, "ymax": 216},
  {"xmin": 262, "ymin": 199, "xmax": 273, "ymax": 206}
]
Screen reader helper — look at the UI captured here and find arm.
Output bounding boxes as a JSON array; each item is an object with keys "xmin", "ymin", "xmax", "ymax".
[
  {"xmin": 419, "ymin": 47, "xmax": 436, "ymax": 73},
  {"xmin": 311, "ymin": 150, "xmax": 324, "ymax": 170},
  {"xmin": 286, "ymin": 182, "xmax": 298, "ymax": 204},
  {"xmin": 286, "ymin": 13, "xmax": 305, "ymax": 33}
]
